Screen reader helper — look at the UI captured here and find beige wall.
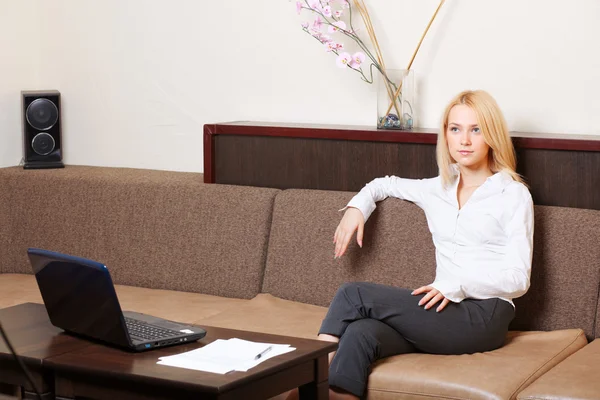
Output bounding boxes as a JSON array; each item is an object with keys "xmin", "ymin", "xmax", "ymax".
[
  {"xmin": 1, "ymin": 0, "xmax": 599, "ymax": 170},
  {"xmin": 0, "ymin": 1, "xmax": 41, "ymax": 166}
]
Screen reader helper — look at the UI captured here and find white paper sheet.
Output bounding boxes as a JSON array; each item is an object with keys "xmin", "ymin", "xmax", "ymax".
[{"xmin": 157, "ymin": 338, "xmax": 296, "ymax": 374}]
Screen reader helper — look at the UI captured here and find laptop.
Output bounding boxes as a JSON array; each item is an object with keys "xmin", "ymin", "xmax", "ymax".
[{"xmin": 28, "ymin": 248, "xmax": 207, "ymax": 352}]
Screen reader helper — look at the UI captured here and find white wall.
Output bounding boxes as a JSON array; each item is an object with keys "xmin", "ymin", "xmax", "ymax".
[
  {"xmin": 2, "ymin": 0, "xmax": 599, "ymax": 171},
  {"xmin": 0, "ymin": 1, "xmax": 41, "ymax": 167}
]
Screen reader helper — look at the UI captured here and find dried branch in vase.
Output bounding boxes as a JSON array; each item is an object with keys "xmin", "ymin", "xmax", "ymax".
[{"xmin": 292, "ymin": 0, "xmax": 446, "ymax": 130}]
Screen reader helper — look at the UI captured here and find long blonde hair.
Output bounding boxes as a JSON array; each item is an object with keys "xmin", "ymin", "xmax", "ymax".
[{"xmin": 436, "ymin": 90, "xmax": 525, "ymax": 187}]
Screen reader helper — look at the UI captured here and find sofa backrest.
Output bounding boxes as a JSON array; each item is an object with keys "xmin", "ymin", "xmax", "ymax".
[
  {"xmin": 262, "ymin": 189, "xmax": 437, "ymax": 304},
  {"xmin": 262, "ymin": 189, "xmax": 600, "ymax": 340},
  {"xmin": 597, "ymin": 295, "xmax": 600, "ymax": 340},
  {"xmin": 512, "ymin": 205, "xmax": 600, "ymax": 341},
  {"xmin": 0, "ymin": 166, "xmax": 279, "ymax": 299}
]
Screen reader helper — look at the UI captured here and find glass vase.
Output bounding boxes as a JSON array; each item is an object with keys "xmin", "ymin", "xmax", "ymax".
[{"xmin": 377, "ymin": 69, "xmax": 415, "ymax": 130}]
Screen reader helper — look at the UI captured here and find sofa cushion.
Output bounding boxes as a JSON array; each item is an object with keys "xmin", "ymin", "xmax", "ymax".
[
  {"xmin": 0, "ymin": 274, "xmax": 43, "ymax": 308},
  {"xmin": 262, "ymin": 190, "xmax": 600, "ymax": 341},
  {"xmin": 194, "ymin": 293, "xmax": 587, "ymax": 400},
  {"xmin": 366, "ymin": 330, "xmax": 586, "ymax": 400},
  {"xmin": 517, "ymin": 339, "xmax": 600, "ymax": 400},
  {"xmin": 597, "ymin": 296, "xmax": 600, "ymax": 339},
  {"xmin": 193, "ymin": 293, "xmax": 327, "ymax": 339},
  {"xmin": 0, "ymin": 274, "xmax": 248, "ymax": 323},
  {"xmin": 0, "ymin": 166, "xmax": 279, "ymax": 299},
  {"xmin": 262, "ymin": 190, "xmax": 436, "ymax": 307},
  {"xmin": 510, "ymin": 205, "xmax": 600, "ymax": 341}
]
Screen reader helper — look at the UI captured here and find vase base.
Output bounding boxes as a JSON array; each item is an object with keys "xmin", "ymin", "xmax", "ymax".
[{"xmin": 377, "ymin": 114, "xmax": 413, "ymax": 130}]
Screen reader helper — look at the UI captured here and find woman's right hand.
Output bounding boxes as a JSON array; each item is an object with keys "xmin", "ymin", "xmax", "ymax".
[{"xmin": 333, "ymin": 207, "xmax": 365, "ymax": 259}]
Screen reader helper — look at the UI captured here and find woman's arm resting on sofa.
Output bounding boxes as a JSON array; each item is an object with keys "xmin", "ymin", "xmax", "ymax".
[{"xmin": 342, "ymin": 176, "xmax": 434, "ymax": 222}]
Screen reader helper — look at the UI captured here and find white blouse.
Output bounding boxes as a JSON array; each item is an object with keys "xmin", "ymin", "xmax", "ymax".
[{"xmin": 345, "ymin": 166, "xmax": 534, "ymax": 306}]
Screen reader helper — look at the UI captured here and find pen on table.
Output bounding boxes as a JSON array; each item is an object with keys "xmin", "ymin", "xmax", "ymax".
[{"xmin": 255, "ymin": 346, "xmax": 273, "ymax": 360}]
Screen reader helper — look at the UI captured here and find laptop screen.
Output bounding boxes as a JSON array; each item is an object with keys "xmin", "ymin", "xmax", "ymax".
[{"xmin": 28, "ymin": 248, "xmax": 131, "ymax": 348}]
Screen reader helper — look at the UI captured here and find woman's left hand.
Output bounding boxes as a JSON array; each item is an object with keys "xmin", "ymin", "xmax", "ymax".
[{"xmin": 412, "ymin": 286, "xmax": 450, "ymax": 312}]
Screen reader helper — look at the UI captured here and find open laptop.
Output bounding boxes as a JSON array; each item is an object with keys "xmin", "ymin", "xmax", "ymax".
[{"xmin": 28, "ymin": 248, "xmax": 206, "ymax": 352}]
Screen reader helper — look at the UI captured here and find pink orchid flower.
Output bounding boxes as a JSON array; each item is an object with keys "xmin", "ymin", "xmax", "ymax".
[
  {"xmin": 336, "ymin": 52, "xmax": 352, "ymax": 68},
  {"xmin": 310, "ymin": 29, "xmax": 323, "ymax": 40},
  {"xmin": 296, "ymin": 1, "xmax": 303, "ymax": 14},
  {"xmin": 325, "ymin": 41, "xmax": 343, "ymax": 52},
  {"xmin": 334, "ymin": 10, "xmax": 343, "ymax": 18},
  {"xmin": 313, "ymin": 15, "xmax": 323, "ymax": 29},
  {"xmin": 328, "ymin": 20, "xmax": 347, "ymax": 33},
  {"xmin": 322, "ymin": 5, "xmax": 332, "ymax": 17},
  {"xmin": 307, "ymin": 0, "xmax": 320, "ymax": 10},
  {"xmin": 320, "ymin": 34, "xmax": 333, "ymax": 43},
  {"xmin": 349, "ymin": 52, "xmax": 366, "ymax": 69}
]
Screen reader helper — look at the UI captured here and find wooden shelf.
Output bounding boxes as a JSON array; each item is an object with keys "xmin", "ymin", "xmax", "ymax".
[{"xmin": 204, "ymin": 122, "xmax": 600, "ymax": 210}]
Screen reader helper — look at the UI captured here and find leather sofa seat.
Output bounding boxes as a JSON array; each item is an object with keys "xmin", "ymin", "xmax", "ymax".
[
  {"xmin": 517, "ymin": 339, "xmax": 600, "ymax": 400},
  {"xmin": 0, "ymin": 274, "xmax": 247, "ymax": 324},
  {"xmin": 196, "ymin": 294, "xmax": 587, "ymax": 400}
]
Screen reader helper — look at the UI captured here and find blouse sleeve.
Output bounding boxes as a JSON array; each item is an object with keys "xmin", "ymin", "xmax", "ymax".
[{"xmin": 343, "ymin": 176, "xmax": 434, "ymax": 221}]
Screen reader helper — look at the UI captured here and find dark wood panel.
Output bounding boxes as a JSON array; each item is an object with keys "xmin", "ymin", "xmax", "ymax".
[
  {"xmin": 54, "ymin": 373, "xmax": 200, "ymax": 400},
  {"xmin": 516, "ymin": 148, "xmax": 600, "ymax": 210},
  {"xmin": 54, "ymin": 362, "xmax": 316, "ymax": 400},
  {"xmin": 48, "ymin": 325, "xmax": 336, "ymax": 400},
  {"xmin": 0, "ymin": 303, "xmax": 90, "ymax": 394},
  {"xmin": 0, "ymin": 383, "xmax": 18, "ymax": 398},
  {"xmin": 55, "ymin": 361, "xmax": 317, "ymax": 400},
  {"xmin": 215, "ymin": 135, "xmax": 437, "ymax": 191},
  {"xmin": 206, "ymin": 121, "xmax": 600, "ymax": 150},
  {"xmin": 205, "ymin": 122, "xmax": 600, "ymax": 210}
]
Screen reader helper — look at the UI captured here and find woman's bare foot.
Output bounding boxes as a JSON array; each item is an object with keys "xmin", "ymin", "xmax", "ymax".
[
  {"xmin": 284, "ymin": 387, "xmax": 358, "ymax": 400},
  {"xmin": 283, "ymin": 388, "xmax": 298, "ymax": 400},
  {"xmin": 330, "ymin": 387, "xmax": 359, "ymax": 399},
  {"xmin": 318, "ymin": 333, "xmax": 339, "ymax": 363}
]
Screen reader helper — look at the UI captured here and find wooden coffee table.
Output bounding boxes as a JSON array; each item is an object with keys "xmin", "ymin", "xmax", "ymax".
[
  {"xmin": 0, "ymin": 303, "xmax": 90, "ymax": 400},
  {"xmin": 45, "ymin": 322, "xmax": 336, "ymax": 399}
]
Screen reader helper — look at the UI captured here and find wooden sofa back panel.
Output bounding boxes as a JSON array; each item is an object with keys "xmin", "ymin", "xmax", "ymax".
[
  {"xmin": 263, "ymin": 190, "xmax": 600, "ymax": 340},
  {"xmin": 0, "ymin": 166, "xmax": 279, "ymax": 299}
]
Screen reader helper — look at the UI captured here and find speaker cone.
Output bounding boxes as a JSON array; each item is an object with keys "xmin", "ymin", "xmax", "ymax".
[
  {"xmin": 31, "ymin": 132, "xmax": 55, "ymax": 155},
  {"xmin": 26, "ymin": 98, "xmax": 59, "ymax": 131}
]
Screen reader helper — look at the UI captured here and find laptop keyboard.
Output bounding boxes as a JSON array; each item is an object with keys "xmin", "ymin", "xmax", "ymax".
[{"xmin": 124, "ymin": 317, "xmax": 183, "ymax": 341}]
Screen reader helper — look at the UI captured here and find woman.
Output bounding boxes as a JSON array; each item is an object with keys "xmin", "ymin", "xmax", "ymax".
[{"xmin": 288, "ymin": 90, "xmax": 534, "ymax": 400}]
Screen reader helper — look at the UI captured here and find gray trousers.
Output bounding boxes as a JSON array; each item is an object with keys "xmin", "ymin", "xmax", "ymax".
[{"xmin": 318, "ymin": 282, "xmax": 515, "ymax": 398}]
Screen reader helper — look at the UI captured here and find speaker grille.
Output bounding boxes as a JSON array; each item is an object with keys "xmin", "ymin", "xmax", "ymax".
[
  {"xmin": 31, "ymin": 132, "xmax": 56, "ymax": 156},
  {"xmin": 26, "ymin": 98, "xmax": 59, "ymax": 131}
]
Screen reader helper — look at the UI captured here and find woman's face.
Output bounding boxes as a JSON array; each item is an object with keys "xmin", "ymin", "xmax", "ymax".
[{"xmin": 446, "ymin": 105, "xmax": 490, "ymax": 171}]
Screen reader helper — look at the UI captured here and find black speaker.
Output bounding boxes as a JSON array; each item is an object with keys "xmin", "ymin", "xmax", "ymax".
[{"xmin": 21, "ymin": 90, "xmax": 64, "ymax": 169}]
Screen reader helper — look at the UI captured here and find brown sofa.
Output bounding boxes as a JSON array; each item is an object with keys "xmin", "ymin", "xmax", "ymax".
[{"xmin": 0, "ymin": 166, "xmax": 599, "ymax": 400}]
